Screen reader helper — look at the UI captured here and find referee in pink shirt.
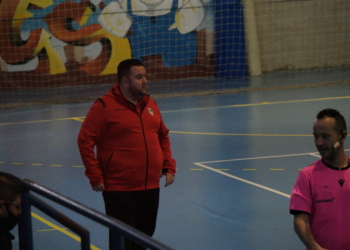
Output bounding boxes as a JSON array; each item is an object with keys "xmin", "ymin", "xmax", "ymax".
[{"xmin": 290, "ymin": 108, "xmax": 350, "ymax": 250}]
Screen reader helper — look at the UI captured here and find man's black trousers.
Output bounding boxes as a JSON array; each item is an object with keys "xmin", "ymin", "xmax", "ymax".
[{"xmin": 103, "ymin": 188, "xmax": 160, "ymax": 250}]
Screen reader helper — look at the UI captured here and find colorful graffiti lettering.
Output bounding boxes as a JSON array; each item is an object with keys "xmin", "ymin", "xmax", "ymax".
[
  {"xmin": 0, "ymin": 0, "xmax": 210, "ymax": 77},
  {"xmin": 0, "ymin": 0, "xmax": 66, "ymax": 74},
  {"xmin": 0, "ymin": 0, "xmax": 131, "ymax": 75}
]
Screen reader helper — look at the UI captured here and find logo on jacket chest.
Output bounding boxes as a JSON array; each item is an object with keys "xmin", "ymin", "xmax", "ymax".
[{"xmin": 148, "ymin": 107, "xmax": 154, "ymax": 116}]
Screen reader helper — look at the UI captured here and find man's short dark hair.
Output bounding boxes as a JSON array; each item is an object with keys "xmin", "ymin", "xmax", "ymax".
[
  {"xmin": 317, "ymin": 108, "xmax": 347, "ymax": 133},
  {"xmin": 0, "ymin": 172, "xmax": 22, "ymax": 202},
  {"xmin": 117, "ymin": 59, "xmax": 144, "ymax": 83}
]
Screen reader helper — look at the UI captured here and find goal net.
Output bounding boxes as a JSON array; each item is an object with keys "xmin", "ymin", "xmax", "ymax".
[{"xmin": 0, "ymin": 0, "xmax": 349, "ymax": 108}]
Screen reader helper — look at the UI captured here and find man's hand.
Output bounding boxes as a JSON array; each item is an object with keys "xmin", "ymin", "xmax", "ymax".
[
  {"xmin": 160, "ymin": 173, "xmax": 175, "ymax": 187},
  {"xmin": 92, "ymin": 183, "xmax": 105, "ymax": 192}
]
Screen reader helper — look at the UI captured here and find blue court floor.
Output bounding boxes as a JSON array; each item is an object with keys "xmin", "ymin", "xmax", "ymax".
[{"xmin": 0, "ymin": 82, "xmax": 350, "ymax": 249}]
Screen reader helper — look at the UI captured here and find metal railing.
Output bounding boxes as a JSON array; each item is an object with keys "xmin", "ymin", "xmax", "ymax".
[{"xmin": 19, "ymin": 179, "xmax": 175, "ymax": 250}]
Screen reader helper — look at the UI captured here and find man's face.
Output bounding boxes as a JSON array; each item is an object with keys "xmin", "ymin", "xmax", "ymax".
[
  {"xmin": 0, "ymin": 195, "xmax": 21, "ymax": 231},
  {"xmin": 7, "ymin": 196, "xmax": 21, "ymax": 217},
  {"xmin": 313, "ymin": 117, "xmax": 341, "ymax": 159},
  {"xmin": 0, "ymin": 195, "xmax": 21, "ymax": 218},
  {"xmin": 124, "ymin": 66, "xmax": 148, "ymax": 101}
]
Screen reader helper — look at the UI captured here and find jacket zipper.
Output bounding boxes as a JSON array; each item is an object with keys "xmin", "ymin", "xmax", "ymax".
[
  {"xmin": 114, "ymin": 90, "xmax": 150, "ymax": 190},
  {"xmin": 138, "ymin": 108, "xmax": 149, "ymax": 190}
]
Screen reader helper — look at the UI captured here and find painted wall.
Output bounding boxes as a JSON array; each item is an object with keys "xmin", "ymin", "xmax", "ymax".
[
  {"xmin": 0, "ymin": 0, "xmax": 215, "ymax": 89},
  {"xmin": 254, "ymin": 0, "xmax": 350, "ymax": 72}
]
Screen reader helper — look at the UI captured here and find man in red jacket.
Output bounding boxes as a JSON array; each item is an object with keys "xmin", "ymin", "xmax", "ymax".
[{"xmin": 77, "ymin": 59, "xmax": 176, "ymax": 250}]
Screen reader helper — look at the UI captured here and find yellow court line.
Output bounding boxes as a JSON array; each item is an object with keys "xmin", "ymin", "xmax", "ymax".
[
  {"xmin": 31, "ymin": 212, "xmax": 101, "ymax": 250},
  {"xmin": 38, "ymin": 228, "xmax": 68, "ymax": 232},
  {"xmin": 0, "ymin": 117, "xmax": 85, "ymax": 126},
  {"xmin": 165, "ymin": 95, "xmax": 350, "ymax": 112},
  {"xmin": 1, "ymin": 96, "xmax": 349, "ymax": 126},
  {"xmin": 73, "ymin": 117, "xmax": 85, "ymax": 122},
  {"xmin": 226, "ymin": 95, "xmax": 350, "ymax": 108},
  {"xmin": 195, "ymin": 162, "xmax": 291, "ymax": 198},
  {"xmin": 170, "ymin": 131, "xmax": 311, "ymax": 137},
  {"xmin": 1, "ymin": 161, "xmax": 86, "ymax": 168},
  {"xmin": 1, "ymin": 162, "xmax": 83, "ymax": 168}
]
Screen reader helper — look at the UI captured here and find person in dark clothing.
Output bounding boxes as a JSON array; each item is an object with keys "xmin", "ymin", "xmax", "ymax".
[{"xmin": 0, "ymin": 172, "xmax": 22, "ymax": 250}]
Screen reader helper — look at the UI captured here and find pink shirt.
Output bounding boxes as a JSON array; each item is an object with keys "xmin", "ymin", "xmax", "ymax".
[{"xmin": 290, "ymin": 158, "xmax": 350, "ymax": 250}]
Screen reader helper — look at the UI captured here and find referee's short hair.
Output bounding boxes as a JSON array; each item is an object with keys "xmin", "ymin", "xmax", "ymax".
[{"xmin": 316, "ymin": 108, "xmax": 347, "ymax": 134}]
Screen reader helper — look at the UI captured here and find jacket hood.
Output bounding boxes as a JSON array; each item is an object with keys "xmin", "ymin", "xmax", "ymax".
[{"xmin": 106, "ymin": 84, "xmax": 150, "ymax": 106}]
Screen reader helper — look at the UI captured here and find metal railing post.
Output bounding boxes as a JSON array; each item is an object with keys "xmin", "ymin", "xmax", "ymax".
[
  {"xmin": 18, "ymin": 183, "xmax": 33, "ymax": 250},
  {"xmin": 111, "ymin": 229, "xmax": 124, "ymax": 250}
]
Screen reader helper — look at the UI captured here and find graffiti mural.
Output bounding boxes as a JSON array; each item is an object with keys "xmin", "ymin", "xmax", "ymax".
[{"xmin": 0, "ymin": 0, "xmax": 214, "ymax": 88}]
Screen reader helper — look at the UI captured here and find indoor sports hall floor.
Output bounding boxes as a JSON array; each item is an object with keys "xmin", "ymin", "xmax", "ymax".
[{"xmin": 0, "ymin": 79, "xmax": 350, "ymax": 250}]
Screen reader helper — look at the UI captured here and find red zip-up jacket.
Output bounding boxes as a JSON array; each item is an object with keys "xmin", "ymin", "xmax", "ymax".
[{"xmin": 77, "ymin": 85, "xmax": 176, "ymax": 191}]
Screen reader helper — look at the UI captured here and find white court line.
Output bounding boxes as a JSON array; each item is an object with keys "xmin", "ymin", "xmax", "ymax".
[
  {"xmin": 309, "ymin": 153, "xmax": 321, "ymax": 158},
  {"xmin": 196, "ymin": 152, "xmax": 320, "ymax": 164},
  {"xmin": 194, "ymin": 149, "xmax": 350, "ymax": 199},
  {"xmin": 194, "ymin": 162, "xmax": 291, "ymax": 198}
]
